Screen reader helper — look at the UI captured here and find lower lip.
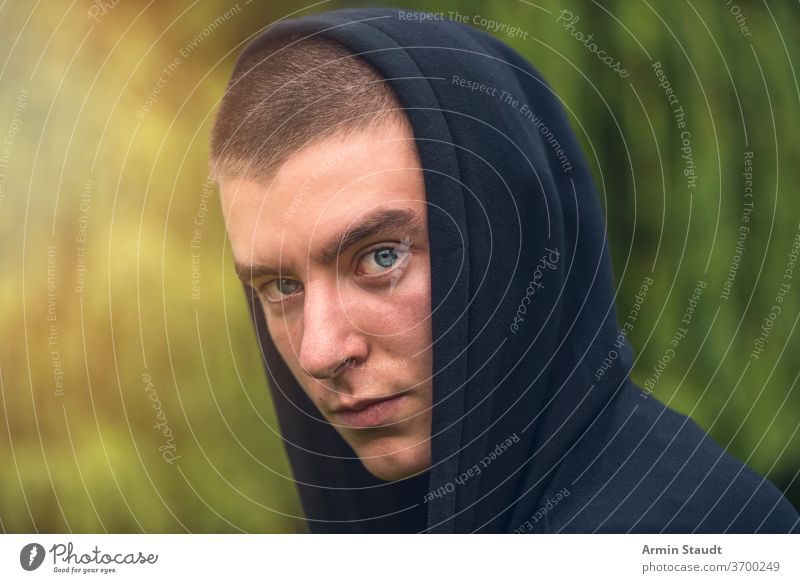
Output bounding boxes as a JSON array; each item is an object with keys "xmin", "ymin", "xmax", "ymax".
[{"xmin": 333, "ymin": 395, "xmax": 406, "ymax": 428}]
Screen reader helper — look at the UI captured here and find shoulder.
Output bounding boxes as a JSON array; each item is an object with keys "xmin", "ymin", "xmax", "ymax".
[{"xmin": 544, "ymin": 382, "xmax": 799, "ymax": 533}]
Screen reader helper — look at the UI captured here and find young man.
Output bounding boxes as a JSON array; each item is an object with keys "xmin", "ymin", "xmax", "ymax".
[{"xmin": 209, "ymin": 8, "xmax": 799, "ymax": 533}]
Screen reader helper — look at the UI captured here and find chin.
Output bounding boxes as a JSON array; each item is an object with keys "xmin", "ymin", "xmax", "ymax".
[{"xmin": 355, "ymin": 436, "xmax": 431, "ymax": 481}]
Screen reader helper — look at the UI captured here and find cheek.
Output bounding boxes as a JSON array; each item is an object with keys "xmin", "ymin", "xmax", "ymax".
[
  {"xmin": 263, "ymin": 307, "xmax": 302, "ymax": 373},
  {"xmin": 264, "ymin": 313, "xmax": 329, "ymax": 406},
  {"xmin": 348, "ymin": 260, "xmax": 432, "ymax": 337}
]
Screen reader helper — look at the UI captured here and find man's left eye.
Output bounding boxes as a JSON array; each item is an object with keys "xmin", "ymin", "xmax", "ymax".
[{"xmin": 358, "ymin": 246, "xmax": 404, "ymax": 276}]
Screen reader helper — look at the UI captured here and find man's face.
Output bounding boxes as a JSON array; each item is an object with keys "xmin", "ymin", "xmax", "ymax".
[{"xmin": 219, "ymin": 119, "xmax": 433, "ymax": 481}]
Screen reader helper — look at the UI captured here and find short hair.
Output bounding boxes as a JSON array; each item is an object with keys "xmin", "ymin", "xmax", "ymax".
[{"xmin": 209, "ymin": 34, "xmax": 410, "ymax": 183}]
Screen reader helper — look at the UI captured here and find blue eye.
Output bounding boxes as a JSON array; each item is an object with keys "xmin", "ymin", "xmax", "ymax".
[
  {"xmin": 261, "ymin": 278, "xmax": 302, "ymax": 302},
  {"xmin": 276, "ymin": 279, "xmax": 300, "ymax": 294},
  {"xmin": 360, "ymin": 246, "xmax": 402, "ymax": 276},
  {"xmin": 358, "ymin": 238, "xmax": 413, "ymax": 279},
  {"xmin": 375, "ymin": 248, "xmax": 398, "ymax": 268}
]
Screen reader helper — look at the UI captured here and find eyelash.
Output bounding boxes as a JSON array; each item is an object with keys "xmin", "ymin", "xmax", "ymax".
[{"xmin": 256, "ymin": 242, "xmax": 412, "ymax": 304}]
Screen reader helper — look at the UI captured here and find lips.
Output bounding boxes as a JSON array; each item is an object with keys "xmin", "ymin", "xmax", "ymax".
[{"xmin": 331, "ymin": 393, "xmax": 407, "ymax": 428}]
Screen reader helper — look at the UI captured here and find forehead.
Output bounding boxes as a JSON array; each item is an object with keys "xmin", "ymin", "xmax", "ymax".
[{"xmin": 219, "ymin": 120, "xmax": 427, "ymax": 265}]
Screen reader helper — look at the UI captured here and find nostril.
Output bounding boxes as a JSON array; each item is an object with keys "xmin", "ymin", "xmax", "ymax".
[{"xmin": 336, "ymin": 358, "xmax": 356, "ymax": 374}]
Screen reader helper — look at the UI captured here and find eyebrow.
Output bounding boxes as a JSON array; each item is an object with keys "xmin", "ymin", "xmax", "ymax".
[{"xmin": 234, "ymin": 207, "xmax": 422, "ymax": 283}]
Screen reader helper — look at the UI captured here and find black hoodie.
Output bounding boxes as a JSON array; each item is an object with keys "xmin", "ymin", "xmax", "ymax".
[{"xmin": 232, "ymin": 7, "xmax": 799, "ymax": 533}]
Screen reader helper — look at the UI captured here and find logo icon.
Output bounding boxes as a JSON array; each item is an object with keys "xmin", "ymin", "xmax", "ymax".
[{"xmin": 20, "ymin": 543, "xmax": 46, "ymax": 571}]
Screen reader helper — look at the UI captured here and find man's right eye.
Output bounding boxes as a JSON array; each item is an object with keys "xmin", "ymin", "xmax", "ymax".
[{"xmin": 259, "ymin": 278, "xmax": 303, "ymax": 302}]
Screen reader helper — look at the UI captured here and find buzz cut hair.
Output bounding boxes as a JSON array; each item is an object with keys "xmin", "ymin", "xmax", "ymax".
[{"xmin": 209, "ymin": 33, "xmax": 411, "ymax": 184}]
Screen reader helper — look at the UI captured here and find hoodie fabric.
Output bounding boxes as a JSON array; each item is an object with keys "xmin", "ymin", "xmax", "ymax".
[{"xmin": 234, "ymin": 7, "xmax": 799, "ymax": 533}]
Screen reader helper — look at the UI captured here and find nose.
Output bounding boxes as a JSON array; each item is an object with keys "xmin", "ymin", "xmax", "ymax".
[{"xmin": 297, "ymin": 281, "xmax": 368, "ymax": 379}]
